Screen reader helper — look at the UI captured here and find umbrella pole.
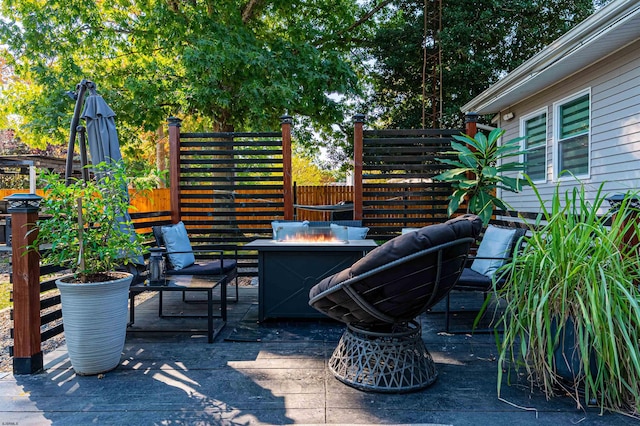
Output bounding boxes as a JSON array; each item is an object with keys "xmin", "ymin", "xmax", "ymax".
[
  {"xmin": 65, "ymin": 80, "xmax": 91, "ymax": 185},
  {"xmin": 77, "ymin": 127, "xmax": 90, "ymax": 182},
  {"xmin": 76, "ymin": 197, "xmax": 86, "ymax": 282}
]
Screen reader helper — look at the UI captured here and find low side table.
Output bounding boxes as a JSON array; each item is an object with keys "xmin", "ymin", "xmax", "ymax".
[{"xmin": 128, "ymin": 274, "xmax": 227, "ymax": 343}]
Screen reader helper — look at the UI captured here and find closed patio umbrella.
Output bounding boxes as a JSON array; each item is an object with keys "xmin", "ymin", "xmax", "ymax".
[
  {"xmin": 65, "ymin": 80, "xmax": 145, "ymax": 270},
  {"xmin": 81, "ymin": 84, "xmax": 122, "ymax": 165}
]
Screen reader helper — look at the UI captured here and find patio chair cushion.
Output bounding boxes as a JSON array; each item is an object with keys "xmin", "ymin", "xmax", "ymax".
[
  {"xmin": 455, "ymin": 267, "xmax": 493, "ymax": 288},
  {"xmin": 310, "ymin": 214, "xmax": 482, "ymax": 300},
  {"xmin": 160, "ymin": 221, "xmax": 196, "ymax": 270},
  {"xmin": 165, "ymin": 258, "xmax": 237, "ymax": 275},
  {"xmin": 330, "ymin": 224, "xmax": 370, "ymax": 240},
  {"xmin": 470, "ymin": 225, "xmax": 518, "ymax": 277}
]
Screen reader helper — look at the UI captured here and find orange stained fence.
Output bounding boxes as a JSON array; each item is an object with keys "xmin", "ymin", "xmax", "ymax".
[
  {"xmin": 1, "ymin": 185, "xmax": 443, "ymax": 225},
  {"xmin": 0, "ymin": 188, "xmax": 171, "ymax": 214},
  {"xmin": 294, "ymin": 185, "xmax": 354, "ymax": 221},
  {"xmin": 0, "ymin": 185, "xmax": 354, "ymax": 220},
  {"xmin": 0, "ymin": 189, "xmax": 46, "ymax": 199}
]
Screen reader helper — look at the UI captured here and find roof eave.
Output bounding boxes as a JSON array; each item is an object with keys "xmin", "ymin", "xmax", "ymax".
[{"xmin": 461, "ymin": 0, "xmax": 640, "ymax": 115}]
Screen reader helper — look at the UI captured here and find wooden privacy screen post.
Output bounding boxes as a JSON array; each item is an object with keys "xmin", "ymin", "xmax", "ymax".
[
  {"xmin": 464, "ymin": 112, "xmax": 480, "ymax": 185},
  {"xmin": 464, "ymin": 112, "xmax": 479, "ymax": 137},
  {"xmin": 281, "ymin": 114, "xmax": 294, "ymax": 220},
  {"xmin": 5, "ymin": 193, "xmax": 43, "ymax": 374},
  {"xmin": 353, "ymin": 114, "xmax": 365, "ymax": 221},
  {"xmin": 168, "ymin": 117, "xmax": 182, "ymax": 224}
]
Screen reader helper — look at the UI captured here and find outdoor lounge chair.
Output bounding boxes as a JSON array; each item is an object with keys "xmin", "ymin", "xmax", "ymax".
[
  {"xmin": 152, "ymin": 222, "xmax": 239, "ymax": 302},
  {"xmin": 443, "ymin": 225, "xmax": 526, "ymax": 333},
  {"xmin": 308, "ymin": 214, "xmax": 483, "ymax": 392}
]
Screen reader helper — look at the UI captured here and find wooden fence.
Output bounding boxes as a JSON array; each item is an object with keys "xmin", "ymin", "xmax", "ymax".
[
  {"xmin": 0, "ymin": 188, "xmax": 171, "ymax": 214},
  {"xmin": 0, "ymin": 185, "xmax": 357, "ymax": 222},
  {"xmin": 357, "ymin": 127, "xmax": 462, "ymax": 239}
]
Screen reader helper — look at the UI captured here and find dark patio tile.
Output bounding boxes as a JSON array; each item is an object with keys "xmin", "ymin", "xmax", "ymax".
[{"xmin": 1, "ymin": 286, "xmax": 637, "ymax": 425}]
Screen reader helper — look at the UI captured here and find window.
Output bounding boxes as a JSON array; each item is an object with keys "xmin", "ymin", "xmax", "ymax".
[
  {"xmin": 555, "ymin": 91, "xmax": 590, "ymax": 178},
  {"xmin": 521, "ymin": 110, "xmax": 547, "ymax": 182}
]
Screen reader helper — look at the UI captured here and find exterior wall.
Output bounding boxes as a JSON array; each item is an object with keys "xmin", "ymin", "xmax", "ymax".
[{"xmin": 495, "ymin": 38, "xmax": 640, "ymax": 214}]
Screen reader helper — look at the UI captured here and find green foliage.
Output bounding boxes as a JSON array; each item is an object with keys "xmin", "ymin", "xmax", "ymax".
[
  {"xmin": 0, "ymin": 131, "xmax": 67, "ymax": 189},
  {"xmin": 365, "ymin": 0, "xmax": 606, "ymax": 128},
  {"xmin": 292, "ymin": 145, "xmax": 337, "ymax": 185},
  {"xmin": 32, "ymin": 162, "xmax": 146, "ymax": 282},
  {"xmin": 291, "ymin": 115, "xmax": 354, "ymax": 175},
  {"xmin": 434, "ymin": 128, "xmax": 525, "ymax": 225},
  {"xmin": 0, "ymin": 0, "xmax": 610, "ymax": 171},
  {"xmin": 0, "ymin": 282, "xmax": 9, "ymax": 311},
  {"xmin": 496, "ymin": 178, "xmax": 640, "ymax": 415},
  {"xmin": 0, "ymin": 0, "xmax": 370, "ymax": 150}
]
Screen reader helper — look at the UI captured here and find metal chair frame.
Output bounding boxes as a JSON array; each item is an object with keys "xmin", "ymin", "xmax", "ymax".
[
  {"xmin": 151, "ymin": 226, "xmax": 239, "ymax": 302},
  {"xmin": 443, "ymin": 227, "xmax": 527, "ymax": 333}
]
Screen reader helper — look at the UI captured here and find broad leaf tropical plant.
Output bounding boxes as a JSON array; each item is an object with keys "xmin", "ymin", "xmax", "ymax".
[
  {"xmin": 434, "ymin": 128, "xmax": 525, "ymax": 225},
  {"xmin": 495, "ymin": 177, "xmax": 640, "ymax": 415},
  {"xmin": 32, "ymin": 161, "xmax": 146, "ymax": 283}
]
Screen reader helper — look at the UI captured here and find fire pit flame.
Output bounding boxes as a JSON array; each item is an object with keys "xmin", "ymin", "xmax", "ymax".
[
  {"xmin": 274, "ymin": 225, "xmax": 349, "ymax": 244},
  {"xmin": 281, "ymin": 234, "xmax": 343, "ymax": 243}
]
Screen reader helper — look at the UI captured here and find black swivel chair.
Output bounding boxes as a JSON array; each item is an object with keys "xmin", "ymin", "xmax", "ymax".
[{"xmin": 309, "ymin": 214, "xmax": 483, "ymax": 393}]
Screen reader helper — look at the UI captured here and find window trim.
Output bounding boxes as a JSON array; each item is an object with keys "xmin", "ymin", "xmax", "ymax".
[
  {"xmin": 519, "ymin": 107, "xmax": 548, "ymax": 184},
  {"xmin": 552, "ymin": 89, "xmax": 591, "ymax": 181}
]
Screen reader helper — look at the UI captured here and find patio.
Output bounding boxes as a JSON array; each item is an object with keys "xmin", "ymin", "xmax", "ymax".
[
  {"xmin": 3, "ymin": 117, "xmax": 639, "ymax": 424},
  {"xmin": 0, "ymin": 285, "xmax": 634, "ymax": 425}
]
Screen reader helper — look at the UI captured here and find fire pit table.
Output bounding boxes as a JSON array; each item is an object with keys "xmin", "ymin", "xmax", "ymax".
[{"xmin": 246, "ymin": 238, "xmax": 378, "ymax": 321}]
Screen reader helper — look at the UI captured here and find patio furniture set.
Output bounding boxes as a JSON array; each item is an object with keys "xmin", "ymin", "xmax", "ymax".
[
  {"xmin": 139, "ymin": 215, "xmax": 522, "ymax": 394},
  {"xmin": 127, "ymin": 221, "xmax": 238, "ymax": 343}
]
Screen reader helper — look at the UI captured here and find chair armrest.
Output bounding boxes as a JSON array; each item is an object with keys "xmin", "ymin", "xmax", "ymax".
[
  {"xmin": 160, "ymin": 248, "xmax": 227, "ymax": 255},
  {"xmin": 464, "ymin": 255, "xmax": 512, "ymax": 268},
  {"xmin": 163, "ymin": 248, "xmax": 238, "ymax": 264},
  {"xmin": 467, "ymin": 255, "xmax": 512, "ymax": 260},
  {"xmin": 191, "ymin": 248, "xmax": 238, "ymax": 260}
]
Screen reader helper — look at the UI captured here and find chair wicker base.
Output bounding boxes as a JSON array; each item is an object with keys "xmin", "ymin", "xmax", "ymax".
[{"xmin": 328, "ymin": 320, "xmax": 437, "ymax": 393}]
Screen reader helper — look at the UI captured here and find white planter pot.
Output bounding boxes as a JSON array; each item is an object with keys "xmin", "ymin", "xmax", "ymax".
[{"xmin": 56, "ymin": 272, "xmax": 132, "ymax": 375}]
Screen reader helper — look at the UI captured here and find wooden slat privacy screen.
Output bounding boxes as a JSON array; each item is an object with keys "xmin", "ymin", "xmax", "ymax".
[
  {"xmin": 167, "ymin": 116, "xmax": 465, "ymax": 272},
  {"xmin": 360, "ymin": 128, "xmax": 462, "ymax": 239},
  {"xmin": 175, "ymin": 129, "xmax": 286, "ymax": 275}
]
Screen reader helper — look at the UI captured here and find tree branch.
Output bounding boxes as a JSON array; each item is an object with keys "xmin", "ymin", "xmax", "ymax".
[
  {"xmin": 316, "ymin": 0, "xmax": 393, "ymax": 48},
  {"xmin": 242, "ymin": 0, "xmax": 263, "ymax": 23},
  {"xmin": 339, "ymin": 0, "xmax": 394, "ymax": 36}
]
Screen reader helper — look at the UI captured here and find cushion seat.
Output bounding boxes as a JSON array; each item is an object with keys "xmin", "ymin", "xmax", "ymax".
[
  {"xmin": 443, "ymin": 225, "xmax": 527, "ymax": 333},
  {"xmin": 308, "ymin": 214, "xmax": 483, "ymax": 393},
  {"xmin": 166, "ymin": 259, "xmax": 237, "ymax": 275},
  {"xmin": 454, "ymin": 267, "xmax": 493, "ymax": 289},
  {"xmin": 151, "ymin": 222, "xmax": 239, "ymax": 302}
]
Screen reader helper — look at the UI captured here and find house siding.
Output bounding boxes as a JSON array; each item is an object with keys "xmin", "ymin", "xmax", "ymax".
[{"xmin": 496, "ymin": 38, "xmax": 640, "ymax": 214}]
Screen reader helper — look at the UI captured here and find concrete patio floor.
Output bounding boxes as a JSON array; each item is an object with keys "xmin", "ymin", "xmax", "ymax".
[{"xmin": 0, "ymin": 285, "xmax": 637, "ymax": 425}]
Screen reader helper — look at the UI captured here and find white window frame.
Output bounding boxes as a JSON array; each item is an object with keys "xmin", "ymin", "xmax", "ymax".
[
  {"xmin": 519, "ymin": 107, "xmax": 548, "ymax": 184},
  {"xmin": 553, "ymin": 89, "xmax": 591, "ymax": 181}
]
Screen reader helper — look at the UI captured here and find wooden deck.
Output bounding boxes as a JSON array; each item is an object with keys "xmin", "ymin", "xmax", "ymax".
[{"xmin": 0, "ymin": 286, "xmax": 635, "ymax": 425}]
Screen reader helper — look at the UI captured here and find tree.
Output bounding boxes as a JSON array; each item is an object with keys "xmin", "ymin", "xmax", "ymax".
[
  {"xmin": 364, "ymin": 0, "xmax": 611, "ymax": 129},
  {"xmin": 292, "ymin": 144, "xmax": 337, "ymax": 185},
  {"xmin": 0, "ymin": 0, "xmax": 380, "ymax": 151}
]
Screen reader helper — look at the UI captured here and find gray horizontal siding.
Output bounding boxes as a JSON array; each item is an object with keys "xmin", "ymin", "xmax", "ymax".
[{"xmin": 498, "ymin": 38, "xmax": 640, "ymax": 213}]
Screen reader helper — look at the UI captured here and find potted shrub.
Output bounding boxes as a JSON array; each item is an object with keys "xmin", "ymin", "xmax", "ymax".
[
  {"xmin": 32, "ymin": 161, "xmax": 146, "ymax": 375},
  {"xmin": 434, "ymin": 128, "xmax": 525, "ymax": 225},
  {"xmin": 495, "ymin": 178, "xmax": 640, "ymax": 415}
]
